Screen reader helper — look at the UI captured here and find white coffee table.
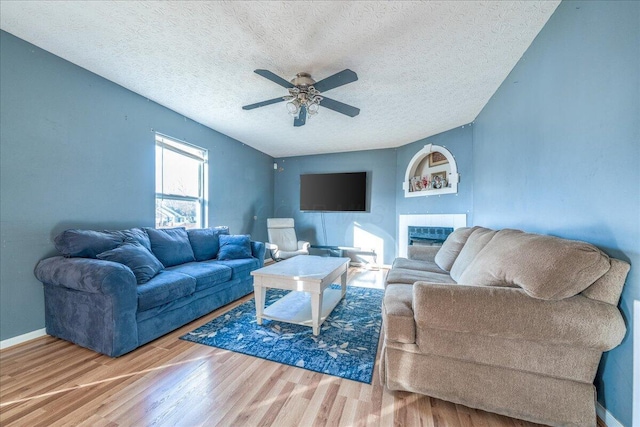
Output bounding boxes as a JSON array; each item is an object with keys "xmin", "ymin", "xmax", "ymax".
[{"xmin": 250, "ymin": 255, "xmax": 350, "ymax": 335}]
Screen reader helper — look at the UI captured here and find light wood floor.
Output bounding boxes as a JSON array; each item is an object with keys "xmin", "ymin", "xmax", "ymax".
[{"xmin": 0, "ymin": 268, "xmax": 550, "ymax": 427}]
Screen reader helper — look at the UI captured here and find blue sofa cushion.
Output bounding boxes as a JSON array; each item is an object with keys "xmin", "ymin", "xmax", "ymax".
[
  {"xmin": 215, "ymin": 258, "xmax": 260, "ymax": 280},
  {"xmin": 187, "ymin": 226, "xmax": 230, "ymax": 261},
  {"xmin": 145, "ymin": 227, "xmax": 195, "ymax": 267},
  {"xmin": 97, "ymin": 243, "xmax": 164, "ymax": 284},
  {"xmin": 54, "ymin": 229, "xmax": 124, "ymax": 258},
  {"xmin": 114, "ymin": 228, "xmax": 152, "ymax": 252},
  {"xmin": 218, "ymin": 235, "xmax": 252, "ymax": 260},
  {"xmin": 168, "ymin": 262, "xmax": 233, "ymax": 292},
  {"xmin": 137, "ymin": 270, "xmax": 196, "ymax": 311}
]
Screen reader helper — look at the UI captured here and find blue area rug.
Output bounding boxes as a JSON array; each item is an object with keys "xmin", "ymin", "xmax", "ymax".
[{"xmin": 181, "ymin": 285, "xmax": 383, "ymax": 383}]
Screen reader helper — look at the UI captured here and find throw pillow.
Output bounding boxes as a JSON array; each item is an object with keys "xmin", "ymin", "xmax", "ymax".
[
  {"xmin": 434, "ymin": 227, "xmax": 477, "ymax": 272},
  {"xmin": 217, "ymin": 235, "xmax": 252, "ymax": 260},
  {"xmin": 145, "ymin": 227, "xmax": 196, "ymax": 267},
  {"xmin": 54, "ymin": 229, "xmax": 124, "ymax": 258},
  {"xmin": 187, "ymin": 226, "xmax": 230, "ymax": 261},
  {"xmin": 115, "ymin": 227, "xmax": 152, "ymax": 252},
  {"xmin": 449, "ymin": 227, "xmax": 497, "ymax": 282},
  {"xmin": 97, "ymin": 243, "xmax": 164, "ymax": 284}
]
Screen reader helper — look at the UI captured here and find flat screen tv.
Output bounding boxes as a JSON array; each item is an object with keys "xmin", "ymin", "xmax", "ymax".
[{"xmin": 300, "ymin": 172, "xmax": 367, "ymax": 212}]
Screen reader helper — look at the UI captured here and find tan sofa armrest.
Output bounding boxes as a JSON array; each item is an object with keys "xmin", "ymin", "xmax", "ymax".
[
  {"xmin": 408, "ymin": 245, "xmax": 439, "ymax": 262},
  {"xmin": 412, "ymin": 282, "xmax": 625, "ymax": 351},
  {"xmin": 383, "ymin": 284, "xmax": 416, "ymax": 344}
]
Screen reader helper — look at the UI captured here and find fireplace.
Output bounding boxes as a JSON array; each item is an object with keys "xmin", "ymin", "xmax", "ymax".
[
  {"xmin": 398, "ymin": 214, "xmax": 467, "ymax": 258},
  {"xmin": 408, "ymin": 226, "xmax": 453, "ymax": 246}
]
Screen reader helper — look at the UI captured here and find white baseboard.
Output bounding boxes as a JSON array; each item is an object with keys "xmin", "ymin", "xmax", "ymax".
[
  {"xmin": 0, "ymin": 328, "xmax": 47, "ymax": 350},
  {"xmin": 597, "ymin": 402, "xmax": 624, "ymax": 427}
]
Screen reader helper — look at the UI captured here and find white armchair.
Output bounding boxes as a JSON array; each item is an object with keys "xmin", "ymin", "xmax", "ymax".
[{"xmin": 266, "ymin": 218, "xmax": 310, "ymax": 261}]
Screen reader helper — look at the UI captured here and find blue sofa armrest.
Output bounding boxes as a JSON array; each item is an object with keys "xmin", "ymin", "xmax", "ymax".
[
  {"xmin": 251, "ymin": 241, "xmax": 266, "ymax": 267},
  {"xmin": 34, "ymin": 256, "xmax": 138, "ymax": 357},
  {"xmin": 35, "ymin": 256, "xmax": 137, "ymax": 294}
]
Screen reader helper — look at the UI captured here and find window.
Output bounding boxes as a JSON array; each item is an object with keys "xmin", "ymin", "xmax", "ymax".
[{"xmin": 155, "ymin": 134, "xmax": 207, "ymax": 229}]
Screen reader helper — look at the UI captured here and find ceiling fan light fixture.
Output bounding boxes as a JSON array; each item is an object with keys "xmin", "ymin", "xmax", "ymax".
[
  {"xmin": 307, "ymin": 100, "xmax": 320, "ymax": 115},
  {"xmin": 286, "ymin": 99, "xmax": 300, "ymax": 115},
  {"xmin": 286, "ymin": 85, "xmax": 323, "ymax": 117}
]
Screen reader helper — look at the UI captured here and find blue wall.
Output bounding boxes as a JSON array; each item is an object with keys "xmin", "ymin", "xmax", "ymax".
[
  {"xmin": 0, "ymin": 31, "xmax": 274, "ymax": 341},
  {"xmin": 274, "ymin": 149, "xmax": 397, "ymax": 265},
  {"xmin": 472, "ymin": 1, "xmax": 639, "ymax": 425}
]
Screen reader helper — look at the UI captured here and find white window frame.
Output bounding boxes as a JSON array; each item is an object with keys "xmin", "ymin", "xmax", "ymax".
[{"xmin": 155, "ymin": 133, "xmax": 208, "ymax": 229}]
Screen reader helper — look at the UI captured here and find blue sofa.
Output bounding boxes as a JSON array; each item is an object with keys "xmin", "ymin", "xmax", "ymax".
[{"xmin": 34, "ymin": 226, "xmax": 265, "ymax": 357}]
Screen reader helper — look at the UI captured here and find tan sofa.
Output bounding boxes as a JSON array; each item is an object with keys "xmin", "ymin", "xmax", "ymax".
[{"xmin": 381, "ymin": 226, "xmax": 629, "ymax": 427}]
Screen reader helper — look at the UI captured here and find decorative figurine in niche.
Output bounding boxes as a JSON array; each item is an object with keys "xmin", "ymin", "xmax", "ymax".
[
  {"xmin": 430, "ymin": 171, "xmax": 447, "ymax": 189},
  {"xmin": 410, "ymin": 176, "xmax": 421, "ymax": 191},
  {"xmin": 422, "ymin": 176, "xmax": 429, "ymax": 189}
]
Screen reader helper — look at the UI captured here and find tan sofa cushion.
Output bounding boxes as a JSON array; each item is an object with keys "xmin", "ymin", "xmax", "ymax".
[
  {"xmin": 434, "ymin": 226, "xmax": 477, "ymax": 272},
  {"xmin": 386, "ymin": 267, "xmax": 455, "ymax": 286},
  {"xmin": 457, "ymin": 229, "xmax": 611, "ymax": 300},
  {"xmin": 407, "ymin": 245, "xmax": 440, "ymax": 262},
  {"xmin": 392, "ymin": 257, "xmax": 448, "ymax": 274},
  {"xmin": 449, "ymin": 227, "xmax": 497, "ymax": 282}
]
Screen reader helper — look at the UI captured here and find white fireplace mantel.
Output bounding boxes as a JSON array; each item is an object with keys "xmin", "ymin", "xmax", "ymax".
[{"xmin": 398, "ymin": 214, "xmax": 467, "ymax": 258}]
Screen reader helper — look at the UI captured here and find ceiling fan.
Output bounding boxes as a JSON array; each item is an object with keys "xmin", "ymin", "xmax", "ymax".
[{"xmin": 242, "ymin": 69, "xmax": 360, "ymax": 127}]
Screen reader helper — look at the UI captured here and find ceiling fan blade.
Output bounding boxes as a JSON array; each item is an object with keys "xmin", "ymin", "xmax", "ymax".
[
  {"xmin": 320, "ymin": 97, "xmax": 360, "ymax": 117},
  {"xmin": 254, "ymin": 69, "xmax": 294, "ymax": 88},
  {"xmin": 313, "ymin": 69, "xmax": 358, "ymax": 93},
  {"xmin": 242, "ymin": 97, "xmax": 286, "ymax": 110},
  {"xmin": 294, "ymin": 106, "xmax": 307, "ymax": 127}
]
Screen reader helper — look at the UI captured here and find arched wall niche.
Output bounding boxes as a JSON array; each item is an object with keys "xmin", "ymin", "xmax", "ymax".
[{"xmin": 403, "ymin": 144, "xmax": 459, "ymax": 197}]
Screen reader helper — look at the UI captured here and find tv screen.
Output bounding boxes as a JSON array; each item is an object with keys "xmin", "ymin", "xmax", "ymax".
[{"xmin": 300, "ymin": 172, "xmax": 367, "ymax": 212}]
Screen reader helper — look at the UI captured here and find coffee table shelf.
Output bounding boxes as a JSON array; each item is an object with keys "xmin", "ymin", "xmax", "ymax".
[{"xmin": 262, "ymin": 288, "xmax": 343, "ymax": 328}]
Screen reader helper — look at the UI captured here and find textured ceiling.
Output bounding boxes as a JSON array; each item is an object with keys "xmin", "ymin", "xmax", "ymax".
[{"xmin": 0, "ymin": 1, "xmax": 559, "ymax": 158}]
